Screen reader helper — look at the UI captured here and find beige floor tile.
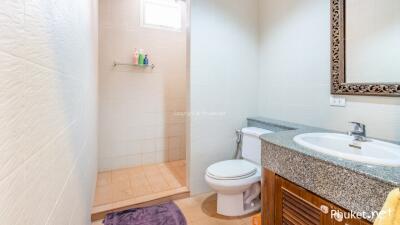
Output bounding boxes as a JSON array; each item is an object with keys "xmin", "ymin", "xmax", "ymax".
[
  {"xmin": 92, "ymin": 220, "xmax": 103, "ymax": 225},
  {"xmin": 175, "ymin": 193, "xmax": 255, "ymax": 225},
  {"xmin": 146, "ymin": 174, "xmax": 165, "ymax": 184},
  {"xmin": 93, "ymin": 160, "xmax": 187, "ymax": 208},
  {"xmin": 142, "ymin": 164, "xmax": 161, "ymax": 176},
  {"xmin": 96, "ymin": 172, "xmax": 112, "ymax": 187},
  {"xmin": 128, "ymin": 166, "xmax": 143, "ymax": 175},
  {"xmin": 167, "ymin": 160, "xmax": 185, "ymax": 167},
  {"xmin": 159, "ymin": 167, "xmax": 174, "ymax": 176},
  {"xmin": 189, "ymin": 219, "xmax": 213, "ymax": 225},
  {"xmin": 148, "ymin": 179, "xmax": 171, "ymax": 193},
  {"xmin": 111, "ymin": 168, "xmax": 130, "ymax": 183},
  {"xmin": 240, "ymin": 217, "xmax": 253, "ymax": 225},
  {"xmin": 182, "ymin": 208, "xmax": 209, "ymax": 222},
  {"xmin": 165, "ymin": 177, "xmax": 183, "ymax": 189},
  {"xmin": 176, "ymin": 169, "xmax": 186, "ymax": 179},
  {"xmin": 129, "ymin": 174, "xmax": 148, "ymax": 187},
  {"xmin": 132, "ymin": 184, "xmax": 153, "ymax": 197},
  {"xmin": 161, "ymin": 169, "xmax": 176, "ymax": 179},
  {"xmin": 175, "ymin": 197, "xmax": 202, "ymax": 209},
  {"xmin": 94, "ymin": 185, "xmax": 113, "ymax": 206},
  {"xmin": 111, "ymin": 180, "xmax": 135, "ymax": 202},
  {"xmin": 158, "ymin": 163, "xmax": 169, "ymax": 170}
]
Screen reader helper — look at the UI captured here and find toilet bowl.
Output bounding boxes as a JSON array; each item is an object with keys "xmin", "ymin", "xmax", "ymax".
[
  {"xmin": 205, "ymin": 160, "xmax": 261, "ymax": 216},
  {"xmin": 205, "ymin": 127, "xmax": 273, "ymax": 217}
]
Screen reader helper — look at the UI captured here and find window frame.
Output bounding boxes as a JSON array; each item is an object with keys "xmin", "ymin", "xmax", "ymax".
[{"xmin": 140, "ymin": 0, "xmax": 184, "ymax": 32}]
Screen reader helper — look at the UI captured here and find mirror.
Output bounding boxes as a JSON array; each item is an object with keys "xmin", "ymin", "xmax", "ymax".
[
  {"xmin": 346, "ymin": 0, "xmax": 400, "ymax": 83},
  {"xmin": 330, "ymin": 0, "xmax": 400, "ymax": 96}
]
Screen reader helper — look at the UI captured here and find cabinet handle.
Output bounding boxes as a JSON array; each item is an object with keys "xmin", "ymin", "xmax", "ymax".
[
  {"xmin": 334, "ymin": 212, "xmax": 344, "ymax": 222},
  {"xmin": 320, "ymin": 205, "xmax": 329, "ymax": 214}
]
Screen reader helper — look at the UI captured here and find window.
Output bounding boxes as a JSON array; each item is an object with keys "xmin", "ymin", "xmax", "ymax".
[{"xmin": 141, "ymin": 0, "xmax": 183, "ymax": 31}]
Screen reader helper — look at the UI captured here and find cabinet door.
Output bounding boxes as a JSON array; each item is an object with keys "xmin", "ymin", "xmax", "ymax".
[{"xmin": 275, "ymin": 177, "xmax": 332, "ymax": 225}]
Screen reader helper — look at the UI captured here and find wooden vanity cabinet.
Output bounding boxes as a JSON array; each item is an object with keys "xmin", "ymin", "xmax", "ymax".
[{"xmin": 262, "ymin": 169, "xmax": 372, "ymax": 225}]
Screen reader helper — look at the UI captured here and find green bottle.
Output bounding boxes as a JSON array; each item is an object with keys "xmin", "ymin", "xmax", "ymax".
[{"xmin": 138, "ymin": 49, "xmax": 145, "ymax": 65}]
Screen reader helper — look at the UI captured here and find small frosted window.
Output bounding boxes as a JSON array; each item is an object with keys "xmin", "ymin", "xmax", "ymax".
[{"xmin": 141, "ymin": 0, "xmax": 183, "ymax": 31}]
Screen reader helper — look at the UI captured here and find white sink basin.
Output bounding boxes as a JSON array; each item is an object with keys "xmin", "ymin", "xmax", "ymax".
[{"xmin": 293, "ymin": 133, "xmax": 400, "ymax": 167}]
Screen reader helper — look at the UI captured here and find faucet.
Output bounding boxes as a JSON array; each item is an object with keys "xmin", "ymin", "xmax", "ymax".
[{"xmin": 348, "ymin": 122, "xmax": 367, "ymax": 142}]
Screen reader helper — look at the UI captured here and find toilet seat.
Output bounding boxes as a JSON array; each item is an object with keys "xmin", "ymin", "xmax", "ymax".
[
  {"xmin": 205, "ymin": 161, "xmax": 261, "ymax": 210},
  {"xmin": 206, "ymin": 160, "xmax": 258, "ymax": 180}
]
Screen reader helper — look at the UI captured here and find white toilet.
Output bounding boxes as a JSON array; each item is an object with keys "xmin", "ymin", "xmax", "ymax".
[{"xmin": 205, "ymin": 127, "xmax": 273, "ymax": 217}]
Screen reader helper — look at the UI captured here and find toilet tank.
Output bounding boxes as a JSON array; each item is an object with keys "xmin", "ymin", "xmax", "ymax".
[{"xmin": 241, "ymin": 127, "xmax": 273, "ymax": 164}]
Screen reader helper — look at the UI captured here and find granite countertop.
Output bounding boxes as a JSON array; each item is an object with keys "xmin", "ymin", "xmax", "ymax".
[
  {"xmin": 248, "ymin": 116, "xmax": 400, "ymax": 186},
  {"xmin": 249, "ymin": 116, "xmax": 400, "ymax": 221}
]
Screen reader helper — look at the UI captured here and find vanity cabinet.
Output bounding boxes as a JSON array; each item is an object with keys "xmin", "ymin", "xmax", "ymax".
[{"xmin": 262, "ymin": 169, "xmax": 372, "ymax": 225}]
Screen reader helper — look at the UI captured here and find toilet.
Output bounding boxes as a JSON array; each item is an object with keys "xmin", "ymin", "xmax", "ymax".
[{"xmin": 205, "ymin": 127, "xmax": 273, "ymax": 217}]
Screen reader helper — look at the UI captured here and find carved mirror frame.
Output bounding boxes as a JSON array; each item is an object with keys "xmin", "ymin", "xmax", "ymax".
[{"xmin": 330, "ymin": 0, "xmax": 400, "ymax": 97}]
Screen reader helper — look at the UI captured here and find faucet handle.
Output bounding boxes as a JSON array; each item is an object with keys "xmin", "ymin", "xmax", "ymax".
[
  {"xmin": 348, "ymin": 122, "xmax": 367, "ymax": 140},
  {"xmin": 349, "ymin": 122, "xmax": 365, "ymax": 131}
]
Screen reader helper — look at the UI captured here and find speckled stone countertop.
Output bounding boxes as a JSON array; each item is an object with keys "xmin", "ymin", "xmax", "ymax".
[{"xmin": 248, "ymin": 117, "xmax": 400, "ymax": 222}]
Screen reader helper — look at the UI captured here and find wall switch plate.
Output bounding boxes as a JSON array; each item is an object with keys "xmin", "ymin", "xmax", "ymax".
[{"xmin": 330, "ymin": 96, "xmax": 346, "ymax": 107}]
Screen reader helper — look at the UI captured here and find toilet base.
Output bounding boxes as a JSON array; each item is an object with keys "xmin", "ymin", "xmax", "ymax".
[{"xmin": 216, "ymin": 193, "xmax": 261, "ymax": 217}]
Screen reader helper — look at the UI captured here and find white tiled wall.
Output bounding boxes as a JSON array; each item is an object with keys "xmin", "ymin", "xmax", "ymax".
[
  {"xmin": 189, "ymin": 0, "xmax": 260, "ymax": 194},
  {"xmin": 98, "ymin": 0, "xmax": 187, "ymax": 171},
  {"xmin": 258, "ymin": 0, "xmax": 400, "ymax": 141},
  {"xmin": 0, "ymin": 0, "xmax": 98, "ymax": 225}
]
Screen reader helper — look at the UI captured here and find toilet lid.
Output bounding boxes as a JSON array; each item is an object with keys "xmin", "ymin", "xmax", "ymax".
[{"xmin": 207, "ymin": 160, "xmax": 257, "ymax": 180}]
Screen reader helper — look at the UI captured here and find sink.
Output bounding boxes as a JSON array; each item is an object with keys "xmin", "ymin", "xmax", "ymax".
[{"xmin": 293, "ymin": 133, "xmax": 400, "ymax": 167}]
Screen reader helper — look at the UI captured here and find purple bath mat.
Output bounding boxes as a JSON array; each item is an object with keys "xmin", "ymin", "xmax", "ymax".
[{"xmin": 103, "ymin": 202, "xmax": 187, "ymax": 225}]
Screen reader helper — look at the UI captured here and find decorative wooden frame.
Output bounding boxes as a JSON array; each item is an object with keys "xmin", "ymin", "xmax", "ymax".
[{"xmin": 330, "ymin": 0, "xmax": 400, "ymax": 97}]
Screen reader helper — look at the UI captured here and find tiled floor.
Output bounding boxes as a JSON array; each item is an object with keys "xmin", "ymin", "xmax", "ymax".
[
  {"xmin": 93, "ymin": 160, "xmax": 186, "ymax": 207},
  {"xmin": 92, "ymin": 193, "xmax": 254, "ymax": 225}
]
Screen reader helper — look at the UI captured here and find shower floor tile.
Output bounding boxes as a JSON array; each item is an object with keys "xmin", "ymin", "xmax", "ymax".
[{"xmin": 93, "ymin": 160, "xmax": 187, "ymax": 209}]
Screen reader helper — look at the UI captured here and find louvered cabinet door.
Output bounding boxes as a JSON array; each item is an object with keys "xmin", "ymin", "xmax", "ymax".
[{"xmin": 275, "ymin": 176, "xmax": 332, "ymax": 225}]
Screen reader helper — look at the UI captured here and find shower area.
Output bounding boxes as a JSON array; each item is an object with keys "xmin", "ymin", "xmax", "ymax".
[{"xmin": 94, "ymin": 0, "xmax": 188, "ymax": 218}]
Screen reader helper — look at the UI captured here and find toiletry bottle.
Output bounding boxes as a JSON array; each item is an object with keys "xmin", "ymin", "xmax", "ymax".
[
  {"xmin": 138, "ymin": 49, "xmax": 145, "ymax": 65},
  {"xmin": 144, "ymin": 55, "xmax": 149, "ymax": 65},
  {"xmin": 133, "ymin": 48, "xmax": 139, "ymax": 65}
]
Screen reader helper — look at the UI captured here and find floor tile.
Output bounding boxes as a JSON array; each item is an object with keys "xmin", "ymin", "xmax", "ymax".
[
  {"xmin": 93, "ymin": 160, "xmax": 187, "ymax": 207},
  {"xmin": 177, "ymin": 193, "xmax": 255, "ymax": 225},
  {"xmin": 92, "ymin": 220, "xmax": 103, "ymax": 225},
  {"xmin": 112, "ymin": 180, "xmax": 135, "ymax": 202},
  {"xmin": 96, "ymin": 172, "xmax": 112, "ymax": 187},
  {"xmin": 132, "ymin": 183, "xmax": 153, "ymax": 197},
  {"xmin": 111, "ymin": 169, "xmax": 130, "ymax": 183},
  {"xmin": 93, "ymin": 185, "xmax": 113, "ymax": 206},
  {"xmin": 148, "ymin": 178, "xmax": 171, "ymax": 192}
]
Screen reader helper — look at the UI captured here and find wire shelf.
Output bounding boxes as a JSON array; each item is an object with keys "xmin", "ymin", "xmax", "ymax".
[{"xmin": 113, "ymin": 61, "xmax": 155, "ymax": 69}]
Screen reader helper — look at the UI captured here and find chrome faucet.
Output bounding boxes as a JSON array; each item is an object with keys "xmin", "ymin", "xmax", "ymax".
[{"xmin": 348, "ymin": 122, "xmax": 367, "ymax": 142}]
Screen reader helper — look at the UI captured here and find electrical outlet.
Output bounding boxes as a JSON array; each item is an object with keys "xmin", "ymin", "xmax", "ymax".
[{"xmin": 330, "ymin": 96, "xmax": 346, "ymax": 107}]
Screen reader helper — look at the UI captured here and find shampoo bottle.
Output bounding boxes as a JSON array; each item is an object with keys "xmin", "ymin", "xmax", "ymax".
[
  {"xmin": 138, "ymin": 49, "xmax": 145, "ymax": 65},
  {"xmin": 144, "ymin": 55, "xmax": 149, "ymax": 65},
  {"xmin": 133, "ymin": 48, "xmax": 139, "ymax": 65}
]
